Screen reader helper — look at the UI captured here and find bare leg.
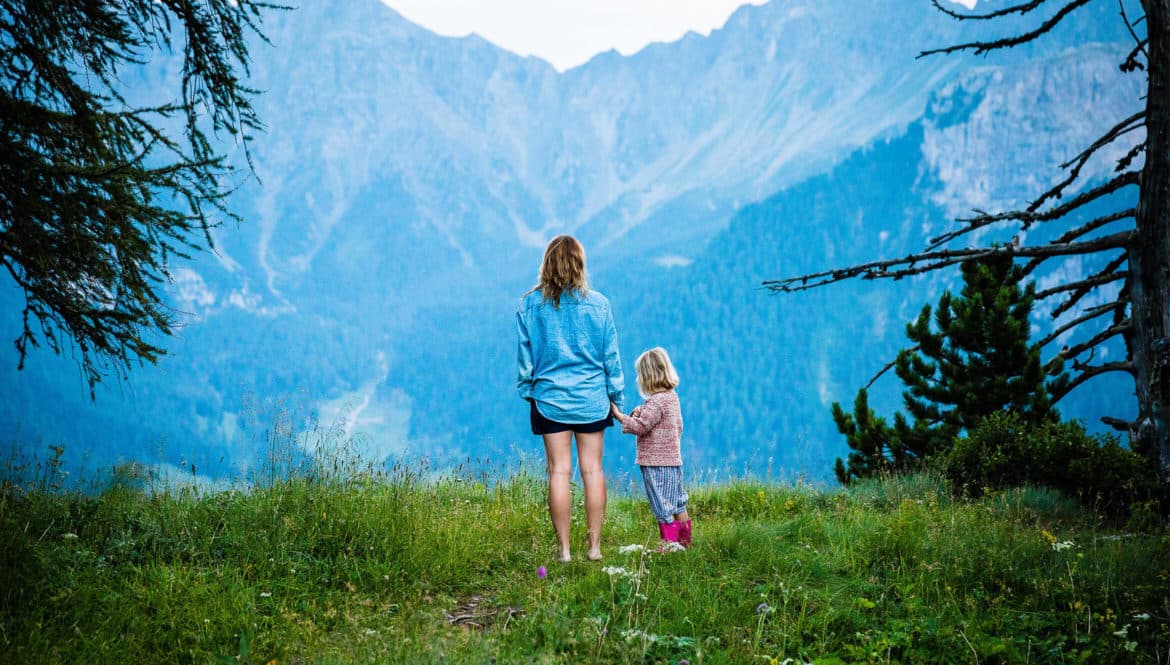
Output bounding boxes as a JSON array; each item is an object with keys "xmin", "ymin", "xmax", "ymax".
[
  {"xmin": 674, "ymin": 510, "xmax": 690, "ymax": 522},
  {"xmin": 575, "ymin": 431, "xmax": 607, "ymax": 560},
  {"xmin": 543, "ymin": 431, "xmax": 574, "ymax": 562}
]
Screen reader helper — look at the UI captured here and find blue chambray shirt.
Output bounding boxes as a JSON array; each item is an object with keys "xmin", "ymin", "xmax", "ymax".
[{"xmin": 516, "ymin": 288, "xmax": 625, "ymax": 423}]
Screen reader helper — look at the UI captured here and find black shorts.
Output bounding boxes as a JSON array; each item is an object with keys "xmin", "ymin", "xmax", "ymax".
[{"xmin": 529, "ymin": 399, "xmax": 613, "ymax": 435}]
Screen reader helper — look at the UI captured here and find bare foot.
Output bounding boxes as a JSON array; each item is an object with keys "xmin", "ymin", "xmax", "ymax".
[
  {"xmin": 587, "ymin": 549, "xmax": 603, "ymax": 561},
  {"xmin": 558, "ymin": 551, "xmax": 572, "ymax": 563}
]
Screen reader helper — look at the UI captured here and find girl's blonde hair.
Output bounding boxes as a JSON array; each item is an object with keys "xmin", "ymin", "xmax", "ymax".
[
  {"xmin": 533, "ymin": 235, "xmax": 589, "ymax": 307},
  {"xmin": 635, "ymin": 347, "xmax": 680, "ymax": 397}
]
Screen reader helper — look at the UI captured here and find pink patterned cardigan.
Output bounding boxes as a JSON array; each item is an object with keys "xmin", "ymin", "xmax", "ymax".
[{"xmin": 620, "ymin": 389, "xmax": 684, "ymax": 467}]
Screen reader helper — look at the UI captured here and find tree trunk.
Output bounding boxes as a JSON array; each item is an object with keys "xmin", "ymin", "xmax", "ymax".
[{"xmin": 1133, "ymin": 0, "xmax": 1170, "ymax": 476}]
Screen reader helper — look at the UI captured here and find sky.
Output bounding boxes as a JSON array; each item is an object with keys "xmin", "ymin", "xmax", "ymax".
[
  {"xmin": 381, "ymin": 1, "xmax": 982, "ymax": 71},
  {"xmin": 380, "ymin": 0, "xmax": 768, "ymax": 71}
]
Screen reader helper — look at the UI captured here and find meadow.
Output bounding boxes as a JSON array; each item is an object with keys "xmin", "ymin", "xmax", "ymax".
[{"xmin": 1, "ymin": 452, "xmax": 1168, "ymax": 664}]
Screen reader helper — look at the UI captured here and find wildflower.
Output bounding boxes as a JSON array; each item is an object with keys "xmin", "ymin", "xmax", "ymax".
[
  {"xmin": 260, "ymin": 592, "xmax": 272, "ymax": 598},
  {"xmin": 1125, "ymin": 641, "xmax": 1138, "ymax": 652},
  {"xmin": 1040, "ymin": 529, "xmax": 1058, "ymax": 544},
  {"xmin": 680, "ymin": 660, "xmax": 690, "ymax": 665},
  {"xmin": 62, "ymin": 533, "xmax": 78, "ymax": 540},
  {"xmin": 1114, "ymin": 624, "xmax": 1130, "ymax": 638},
  {"xmin": 757, "ymin": 602, "xmax": 771, "ymax": 614},
  {"xmin": 537, "ymin": 566, "xmax": 547, "ymax": 579},
  {"xmin": 758, "ymin": 490, "xmax": 766, "ymax": 500},
  {"xmin": 1134, "ymin": 612, "xmax": 1151, "ymax": 621},
  {"xmin": 602, "ymin": 566, "xmax": 632, "ymax": 578},
  {"xmin": 1051, "ymin": 540, "xmax": 1075, "ymax": 552},
  {"xmin": 618, "ymin": 544, "xmax": 645, "ymax": 554},
  {"xmin": 364, "ymin": 628, "xmax": 377, "ymax": 636}
]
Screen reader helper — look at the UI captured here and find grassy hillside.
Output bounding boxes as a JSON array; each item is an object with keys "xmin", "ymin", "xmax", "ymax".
[{"xmin": 1, "ymin": 463, "xmax": 1167, "ymax": 664}]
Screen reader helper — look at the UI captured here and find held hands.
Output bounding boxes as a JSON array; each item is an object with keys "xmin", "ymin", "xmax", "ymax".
[{"xmin": 610, "ymin": 402, "xmax": 626, "ymax": 422}]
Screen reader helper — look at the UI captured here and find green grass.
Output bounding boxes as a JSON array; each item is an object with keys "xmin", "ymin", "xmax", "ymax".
[{"xmin": 1, "ymin": 465, "xmax": 1168, "ymax": 664}]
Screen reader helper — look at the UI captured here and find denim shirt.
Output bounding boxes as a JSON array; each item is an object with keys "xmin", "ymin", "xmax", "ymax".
[{"xmin": 517, "ymin": 288, "xmax": 625, "ymax": 423}]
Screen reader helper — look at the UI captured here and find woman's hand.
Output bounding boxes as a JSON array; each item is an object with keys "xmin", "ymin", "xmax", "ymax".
[{"xmin": 610, "ymin": 402, "xmax": 625, "ymax": 421}]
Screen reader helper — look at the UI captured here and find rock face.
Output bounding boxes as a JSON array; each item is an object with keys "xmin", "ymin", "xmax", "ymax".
[{"xmin": 0, "ymin": 0, "xmax": 1143, "ymax": 480}]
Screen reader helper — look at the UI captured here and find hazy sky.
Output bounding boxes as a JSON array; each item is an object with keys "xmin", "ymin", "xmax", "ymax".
[{"xmin": 380, "ymin": 0, "xmax": 768, "ymax": 71}]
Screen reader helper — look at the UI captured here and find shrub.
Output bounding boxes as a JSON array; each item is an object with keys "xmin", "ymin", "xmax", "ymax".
[{"xmin": 942, "ymin": 411, "xmax": 1164, "ymax": 518}]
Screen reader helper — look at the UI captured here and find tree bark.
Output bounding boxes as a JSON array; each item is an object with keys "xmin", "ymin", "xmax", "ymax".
[{"xmin": 1133, "ymin": 0, "xmax": 1170, "ymax": 475}]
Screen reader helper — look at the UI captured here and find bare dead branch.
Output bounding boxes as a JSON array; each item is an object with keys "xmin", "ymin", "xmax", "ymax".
[
  {"xmin": 1052, "ymin": 360, "xmax": 1135, "ymax": 401},
  {"xmin": 1037, "ymin": 301, "xmax": 1126, "ymax": 348},
  {"xmin": 764, "ymin": 231, "xmax": 1134, "ymax": 293},
  {"xmin": 927, "ymin": 171, "xmax": 1140, "ymax": 250},
  {"xmin": 930, "ymin": 0, "xmax": 1051, "ymax": 20},
  {"xmin": 1116, "ymin": 140, "xmax": 1146, "ymax": 172},
  {"xmin": 1029, "ymin": 112, "xmax": 1145, "ymax": 210},
  {"xmin": 1119, "ymin": 0, "xmax": 1149, "ymax": 58},
  {"xmin": 1046, "ymin": 321, "xmax": 1130, "ymax": 371},
  {"xmin": 919, "ymin": 0, "xmax": 1092, "ymax": 58},
  {"xmin": 1035, "ymin": 255, "xmax": 1128, "ymax": 301},
  {"xmin": 1101, "ymin": 415, "xmax": 1135, "ymax": 432},
  {"xmin": 1042, "ymin": 254, "xmax": 1129, "ymax": 318},
  {"xmin": 1122, "ymin": 39, "xmax": 1150, "ymax": 72},
  {"xmin": 1023, "ymin": 209, "xmax": 1135, "ymax": 274}
]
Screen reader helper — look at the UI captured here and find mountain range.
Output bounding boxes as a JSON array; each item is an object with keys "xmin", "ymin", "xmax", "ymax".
[{"xmin": 0, "ymin": 0, "xmax": 1144, "ymax": 486}]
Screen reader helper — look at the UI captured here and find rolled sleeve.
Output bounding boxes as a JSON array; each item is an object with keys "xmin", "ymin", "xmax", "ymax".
[
  {"xmin": 603, "ymin": 306, "xmax": 625, "ymax": 407},
  {"xmin": 516, "ymin": 310, "xmax": 534, "ymax": 400}
]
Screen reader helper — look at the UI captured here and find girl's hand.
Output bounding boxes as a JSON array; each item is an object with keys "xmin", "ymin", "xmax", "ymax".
[
  {"xmin": 631, "ymin": 406, "xmax": 643, "ymax": 418},
  {"xmin": 610, "ymin": 402, "xmax": 624, "ymax": 420}
]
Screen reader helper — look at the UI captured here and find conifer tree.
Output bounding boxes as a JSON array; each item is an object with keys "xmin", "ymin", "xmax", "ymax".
[
  {"xmin": 834, "ymin": 255, "xmax": 1065, "ymax": 484},
  {"xmin": 0, "ymin": 0, "xmax": 278, "ymax": 394}
]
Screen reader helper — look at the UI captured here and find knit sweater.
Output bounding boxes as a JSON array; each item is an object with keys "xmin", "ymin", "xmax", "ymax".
[{"xmin": 620, "ymin": 389, "xmax": 683, "ymax": 467}]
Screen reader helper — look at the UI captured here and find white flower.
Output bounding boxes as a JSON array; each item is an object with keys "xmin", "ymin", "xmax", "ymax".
[
  {"xmin": 620, "ymin": 628, "xmax": 658, "ymax": 644},
  {"xmin": 1133, "ymin": 612, "xmax": 1151, "ymax": 621},
  {"xmin": 1051, "ymin": 541, "xmax": 1076, "ymax": 552},
  {"xmin": 364, "ymin": 628, "xmax": 377, "ymax": 636},
  {"xmin": 259, "ymin": 591, "xmax": 272, "ymax": 598},
  {"xmin": 1113, "ymin": 624, "xmax": 1130, "ymax": 638},
  {"xmin": 62, "ymin": 533, "xmax": 78, "ymax": 540},
  {"xmin": 1125, "ymin": 641, "xmax": 1138, "ymax": 652},
  {"xmin": 618, "ymin": 544, "xmax": 645, "ymax": 554},
  {"xmin": 602, "ymin": 566, "xmax": 637, "ymax": 580}
]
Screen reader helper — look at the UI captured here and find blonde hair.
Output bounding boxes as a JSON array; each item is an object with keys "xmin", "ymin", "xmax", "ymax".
[
  {"xmin": 635, "ymin": 347, "xmax": 680, "ymax": 397},
  {"xmin": 533, "ymin": 235, "xmax": 589, "ymax": 307}
]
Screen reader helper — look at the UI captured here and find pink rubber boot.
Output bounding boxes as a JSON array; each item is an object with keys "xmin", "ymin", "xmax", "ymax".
[
  {"xmin": 657, "ymin": 521, "xmax": 681, "ymax": 552},
  {"xmin": 678, "ymin": 519, "xmax": 692, "ymax": 548}
]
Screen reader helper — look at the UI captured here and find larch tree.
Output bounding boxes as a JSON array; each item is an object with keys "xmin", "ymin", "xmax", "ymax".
[
  {"xmin": 0, "ymin": 0, "xmax": 279, "ymax": 395},
  {"xmin": 766, "ymin": 0, "xmax": 1170, "ymax": 477}
]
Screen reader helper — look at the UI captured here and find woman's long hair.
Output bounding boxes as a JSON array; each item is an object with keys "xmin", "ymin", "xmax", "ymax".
[{"xmin": 532, "ymin": 235, "xmax": 588, "ymax": 307}]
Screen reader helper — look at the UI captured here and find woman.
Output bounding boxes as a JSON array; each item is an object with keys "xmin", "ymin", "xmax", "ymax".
[{"xmin": 517, "ymin": 235, "xmax": 625, "ymax": 562}]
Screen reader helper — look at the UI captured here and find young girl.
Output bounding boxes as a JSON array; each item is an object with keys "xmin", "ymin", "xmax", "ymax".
[{"xmin": 611, "ymin": 347, "xmax": 692, "ymax": 549}]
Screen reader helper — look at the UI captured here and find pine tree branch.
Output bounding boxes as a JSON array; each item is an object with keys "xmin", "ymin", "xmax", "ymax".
[
  {"xmin": 919, "ymin": 0, "xmax": 1092, "ymax": 57},
  {"xmin": 927, "ymin": 171, "xmax": 1140, "ymax": 250},
  {"xmin": 929, "ymin": 0, "xmax": 1052, "ymax": 20},
  {"xmin": 764, "ymin": 231, "xmax": 1134, "ymax": 293},
  {"xmin": 1037, "ymin": 301, "xmax": 1126, "ymax": 348},
  {"xmin": 1052, "ymin": 361, "xmax": 1135, "ymax": 401}
]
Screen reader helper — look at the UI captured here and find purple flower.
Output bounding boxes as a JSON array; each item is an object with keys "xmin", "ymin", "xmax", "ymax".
[
  {"xmin": 537, "ymin": 565, "xmax": 547, "ymax": 579},
  {"xmin": 757, "ymin": 602, "xmax": 770, "ymax": 614},
  {"xmin": 679, "ymin": 660, "xmax": 690, "ymax": 665}
]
